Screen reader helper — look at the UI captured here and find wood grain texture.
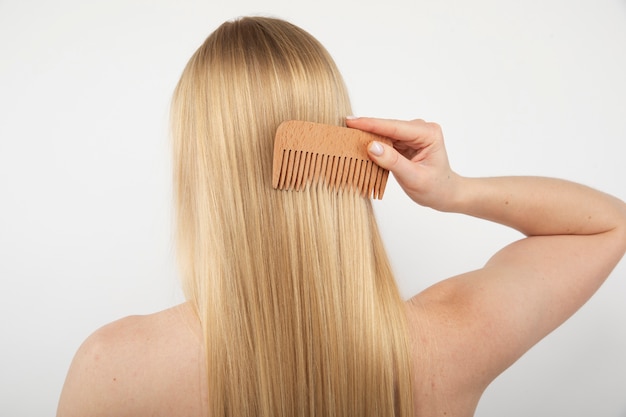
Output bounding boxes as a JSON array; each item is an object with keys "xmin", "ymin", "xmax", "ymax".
[{"xmin": 272, "ymin": 121, "xmax": 392, "ymax": 199}]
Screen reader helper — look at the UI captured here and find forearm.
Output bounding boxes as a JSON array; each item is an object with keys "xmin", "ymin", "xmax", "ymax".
[
  {"xmin": 350, "ymin": 117, "xmax": 626, "ymax": 239},
  {"xmin": 445, "ymin": 175, "xmax": 626, "ymax": 237}
]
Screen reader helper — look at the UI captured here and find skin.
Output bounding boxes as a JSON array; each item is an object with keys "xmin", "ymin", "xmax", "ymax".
[{"xmin": 57, "ymin": 117, "xmax": 626, "ymax": 417}]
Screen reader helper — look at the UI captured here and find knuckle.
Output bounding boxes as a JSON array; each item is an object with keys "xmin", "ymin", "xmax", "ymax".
[
  {"xmin": 388, "ymin": 149, "xmax": 400, "ymax": 167},
  {"xmin": 426, "ymin": 121, "xmax": 442, "ymax": 133}
]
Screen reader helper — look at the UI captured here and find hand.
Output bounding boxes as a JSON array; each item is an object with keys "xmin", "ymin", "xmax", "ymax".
[{"xmin": 346, "ymin": 117, "xmax": 459, "ymax": 210}]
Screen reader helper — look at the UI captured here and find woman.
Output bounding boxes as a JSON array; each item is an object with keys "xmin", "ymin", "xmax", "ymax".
[{"xmin": 57, "ymin": 17, "xmax": 626, "ymax": 417}]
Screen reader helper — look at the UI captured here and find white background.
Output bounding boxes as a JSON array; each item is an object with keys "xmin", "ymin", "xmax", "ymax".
[{"xmin": 1, "ymin": 0, "xmax": 625, "ymax": 415}]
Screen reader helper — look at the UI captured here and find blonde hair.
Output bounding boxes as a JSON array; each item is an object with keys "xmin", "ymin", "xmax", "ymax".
[{"xmin": 171, "ymin": 16, "xmax": 413, "ymax": 416}]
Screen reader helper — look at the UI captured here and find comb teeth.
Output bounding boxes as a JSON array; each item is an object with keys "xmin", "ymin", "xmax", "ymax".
[{"xmin": 272, "ymin": 121, "xmax": 391, "ymax": 199}]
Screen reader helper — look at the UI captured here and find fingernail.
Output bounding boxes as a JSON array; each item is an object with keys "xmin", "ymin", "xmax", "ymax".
[
  {"xmin": 345, "ymin": 115, "xmax": 359, "ymax": 120},
  {"xmin": 369, "ymin": 141, "xmax": 384, "ymax": 156}
]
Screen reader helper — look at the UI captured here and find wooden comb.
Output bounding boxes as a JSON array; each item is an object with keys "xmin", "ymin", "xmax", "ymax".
[{"xmin": 272, "ymin": 120, "xmax": 392, "ymax": 199}]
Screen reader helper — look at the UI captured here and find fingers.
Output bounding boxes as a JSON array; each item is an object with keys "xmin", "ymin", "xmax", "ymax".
[
  {"xmin": 367, "ymin": 140, "xmax": 415, "ymax": 182},
  {"xmin": 346, "ymin": 116, "xmax": 441, "ymax": 145}
]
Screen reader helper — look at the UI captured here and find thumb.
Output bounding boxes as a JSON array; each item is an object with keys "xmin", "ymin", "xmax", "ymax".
[{"xmin": 367, "ymin": 141, "xmax": 414, "ymax": 181}]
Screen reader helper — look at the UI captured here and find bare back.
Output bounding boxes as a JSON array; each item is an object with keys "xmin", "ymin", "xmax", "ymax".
[{"xmin": 58, "ymin": 300, "xmax": 487, "ymax": 417}]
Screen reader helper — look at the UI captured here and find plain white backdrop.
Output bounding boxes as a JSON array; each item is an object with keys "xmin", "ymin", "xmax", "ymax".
[{"xmin": 1, "ymin": 0, "xmax": 625, "ymax": 415}]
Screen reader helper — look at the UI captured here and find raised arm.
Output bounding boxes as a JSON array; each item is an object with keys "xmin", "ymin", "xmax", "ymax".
[{"xmin": 347, "ymin": 116, "xmax": 626, "ymax": 388}]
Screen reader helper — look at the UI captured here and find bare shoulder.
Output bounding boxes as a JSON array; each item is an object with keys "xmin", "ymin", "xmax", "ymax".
[
  {"xmin": 405, "ymin": 260, "xmax": 584, "ymax": 416},
  {"xmin": 406, "ymin": 277, "xmax": 491, "ymax": 417},
  {"xmin": 57, "ymin": 303, "xmax": 206, "ymax": 417}
]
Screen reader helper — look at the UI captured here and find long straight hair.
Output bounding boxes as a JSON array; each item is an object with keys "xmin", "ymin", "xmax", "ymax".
[{"xmin": 171, "ymin": 16, "xmax": 413, "ymax": 417}]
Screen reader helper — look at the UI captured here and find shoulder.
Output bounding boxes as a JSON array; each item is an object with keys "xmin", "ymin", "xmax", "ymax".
[
  {"xmin": 405, "ymin": 264, "xmax": 552, "ymax": 402},
  {"xmin": 405, "ymin": 277, "xmax": 488, "ymax": 416},
  {"xmin": 57, "ymin": 303, "xmax": 205, "ymax": 417},
  {"xmin": 407, "ymin": 271, "xmax": 519, "ymax": 383}
]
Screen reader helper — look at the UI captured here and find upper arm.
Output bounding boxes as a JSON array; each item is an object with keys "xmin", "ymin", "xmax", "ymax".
[
  {"xmin": 480, "ymin": 229, "xmax": 625, "ymax": 351},
  {"xmin": 409, "ymin": 227, "xmax": 626, "ymax": 389}
]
